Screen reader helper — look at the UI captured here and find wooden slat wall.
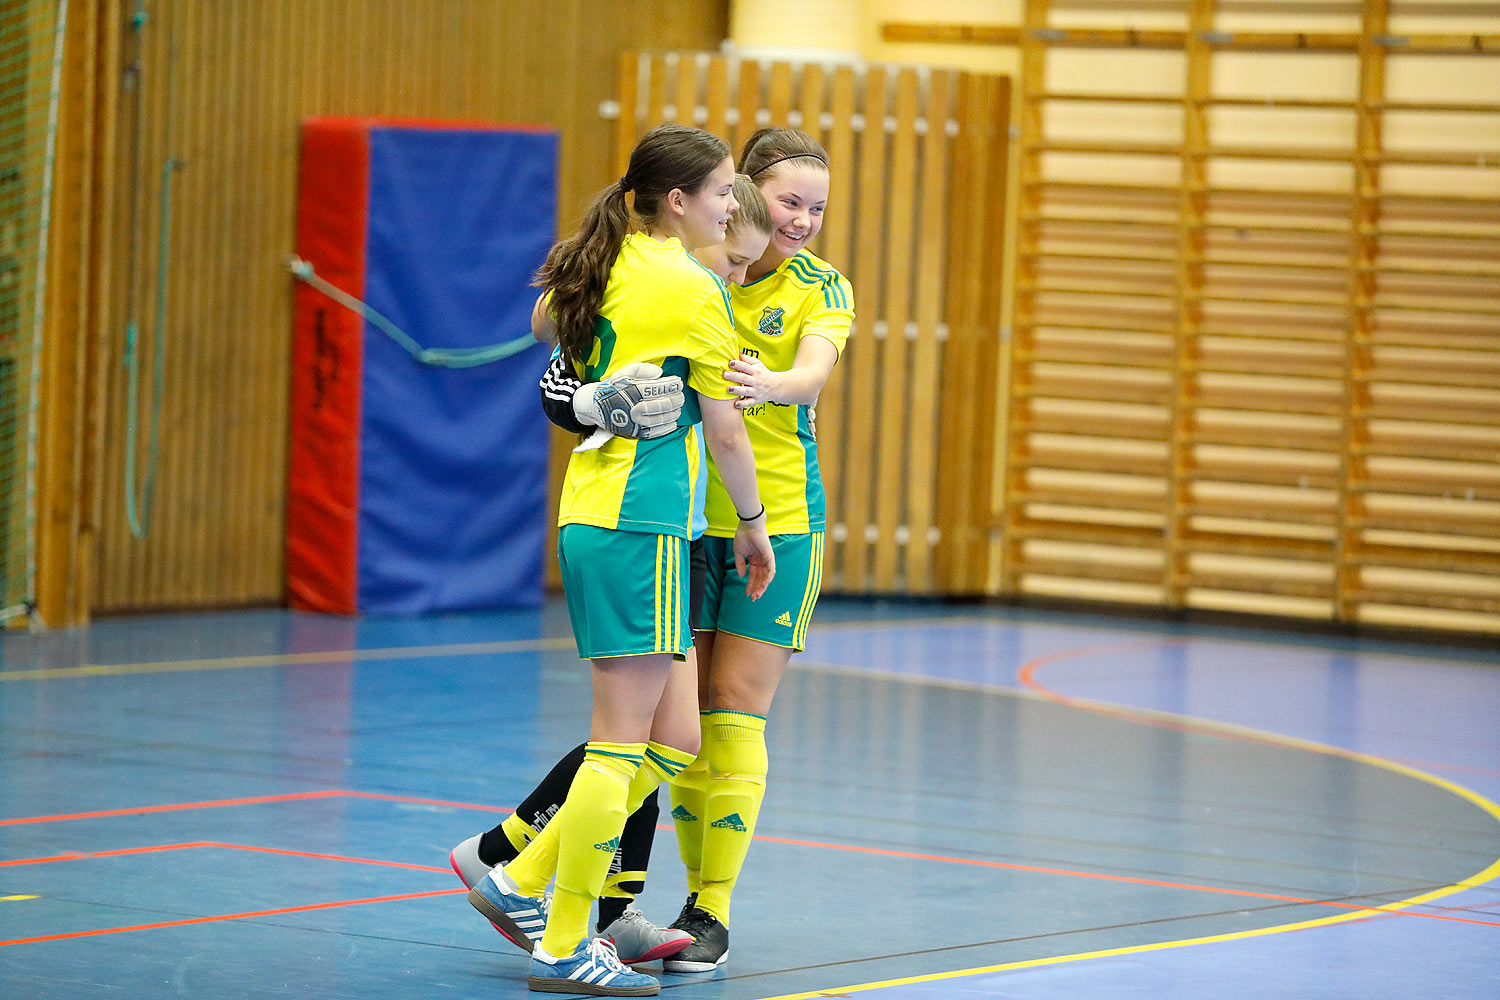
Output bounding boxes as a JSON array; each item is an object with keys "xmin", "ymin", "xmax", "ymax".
[
  {"xmin": 1000, "ymin": 0, "xmax": 1500, "ymax": 633},
  {"xmin": 611, "ymin": 52, "xmax": 1008, "ymax": 594},
  {"xmin": 59, "ymin": 1, "xmax": 728, "ymax": 617}
]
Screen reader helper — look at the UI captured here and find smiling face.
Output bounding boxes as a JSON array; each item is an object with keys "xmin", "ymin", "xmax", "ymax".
[
  {"xmin": 757, "ymin": 162, "xmax": 829, "ymax": 259},
  {"xmin": 693, "ymin": 226, "xmax": 773, "ymax": 285},
  {"xmin": 672, "ymin": 155, "xmax": 739, "ymax": 250}
]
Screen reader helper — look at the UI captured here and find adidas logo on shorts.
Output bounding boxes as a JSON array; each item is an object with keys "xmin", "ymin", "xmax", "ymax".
[
  {"xmin": 711, "ymin": 812, "xmax": 748, "ymax": 832},
  {"xmin": 775, "ymin": 611, "xmax": 792, "ymax": 627},
  {"xmin": 593, "ymin": 836, "xmax": 621, "ymax": 853},
  {"xmin": 671, "ymin": 804, "xmax": 697, "ymax": 822}
]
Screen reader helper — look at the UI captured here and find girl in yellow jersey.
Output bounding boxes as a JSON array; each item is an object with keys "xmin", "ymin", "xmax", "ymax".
[
  {"xmin": 465, "ymin": 124, "xmax": 774, "ymax": 998},
  {"xmin": 448, "ymin": 178, "xmax": 775, "ymax": 968},
  {"xmin": 665, "ymin": 128, "xmax": 853, "ymax": 973}
]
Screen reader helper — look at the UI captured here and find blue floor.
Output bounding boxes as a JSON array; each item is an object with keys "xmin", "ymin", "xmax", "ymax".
[{"xmin": 2, "ymin": 598, "xmax": 1497, "ymax": 998}]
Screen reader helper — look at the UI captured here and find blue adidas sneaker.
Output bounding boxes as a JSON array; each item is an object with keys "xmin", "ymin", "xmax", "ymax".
[
  {"xmin": 467, "ymin": 866, "xmax": 548, "ymax": 953},
  {"xmin": 529, "ymin": 936, "xmax": 659, "ymax": 996}
]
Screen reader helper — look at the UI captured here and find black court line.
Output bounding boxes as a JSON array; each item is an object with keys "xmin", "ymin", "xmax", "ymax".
[{"xmin": 656, "ymin": 884, "xmax": 1464, "ymax": 990}]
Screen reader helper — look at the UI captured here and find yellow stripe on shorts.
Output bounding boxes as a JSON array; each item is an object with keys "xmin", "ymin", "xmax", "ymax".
[
  {"xmin": 654, "ymin": 535, "xmax": 664, "ymax": 652},
  {"xmin": 654, "ymin": 535, "xmax": 679, "ymax": 655},
  {"xmin": 664, "ymin": 539, "xmax": 676, "ymax": 653},
  {"xmin": 793, "ymin": 533, "xmax": 824, "ymax": 648},
  {"xmin": 671, "ymin": 541, "xmax": 681, "ymax": 648}
]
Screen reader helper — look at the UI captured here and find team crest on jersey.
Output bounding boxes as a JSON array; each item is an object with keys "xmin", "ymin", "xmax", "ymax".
[{"xmin": 757, "ymin": 306, "xmax": 786, "ymax": 338}]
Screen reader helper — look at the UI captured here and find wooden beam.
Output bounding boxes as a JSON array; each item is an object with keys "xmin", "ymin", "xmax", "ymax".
[
  {"xmin": 881, "ymin": 21, "xmax": 1500, "ymax": 55},
  {"xmin": 36, "ymin": 0, "xmax": 101, "ymax": 626},
  {"xmin": 1340, "ymin": 0, "xmax": 1388, "ymax": 623}
]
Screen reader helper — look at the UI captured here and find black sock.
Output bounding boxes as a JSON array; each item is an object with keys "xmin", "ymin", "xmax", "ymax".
[
  {"xmin": 476, "ymin": 743, "xmax": 589, "ymax": 868},
  {"xmin": 476, "ymin": 828, "xmax": 517, "ymax": 868},
  {"xmin": 597, "ymin": 896, "xmax": 629, "ymax": 930}
]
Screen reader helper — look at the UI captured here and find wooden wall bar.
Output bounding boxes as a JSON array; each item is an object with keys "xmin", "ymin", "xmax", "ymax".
[
  {"xmin": 610, "ymin": 52, "xmax": 1009, "ymax": 595},
  {"xmin": 50, "ymin": 1, "xmax": 729, "ymax": 619},
  {"xmin": 987, "ymin": 0, "xmax": 1500, "ymax": 633}
]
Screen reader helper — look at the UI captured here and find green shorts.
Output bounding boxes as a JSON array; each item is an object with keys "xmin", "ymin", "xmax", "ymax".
[
  {"xmin": 700, "ymin": 532, "xmax": 824, "ymax": 651},
  {"xmin": 558, "ymin": 524, "xmax": 691, "ymax": 659}
]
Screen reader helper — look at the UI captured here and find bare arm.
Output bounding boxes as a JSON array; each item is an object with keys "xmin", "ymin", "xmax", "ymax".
[
  {"xmin": 531, "ymin": 293, "xmax": 555, "ymax": 342},
  {"xmin": 699, "ymin": 395, "xmax": 763, "ymax": 520},
  {"xmin": 699, "ymin": 394, "xmax": 775, "ymax": 598},
  {"xmin": 724, "ymin": 334, "xmax": 841, "ymax": 408}
]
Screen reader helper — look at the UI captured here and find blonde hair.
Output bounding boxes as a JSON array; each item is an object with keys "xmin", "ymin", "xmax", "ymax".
[{"xmin": 726, "ymin": 174, "xmax": 771, "ymax": 240}]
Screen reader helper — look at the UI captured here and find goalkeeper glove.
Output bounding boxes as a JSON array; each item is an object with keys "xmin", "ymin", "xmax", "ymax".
[{"xmin": 571, "ymin": 362, "xmax": 686, "ymax": 440}]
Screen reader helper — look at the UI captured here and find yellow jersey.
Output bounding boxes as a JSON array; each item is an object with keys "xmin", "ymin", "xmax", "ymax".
[
  {"xmin": 704, "ymin": 249, "xmax": 854, "ymax": 536},
  {"xmin": 558, "ymin": 233, "xmax": 738, "ymax": 537}
]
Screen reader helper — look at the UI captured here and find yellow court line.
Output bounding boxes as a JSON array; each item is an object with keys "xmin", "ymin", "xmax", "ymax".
[
  {"xmin": 758, "ymin": 648, "xmax": 1500, "ymax": 1000},
  {"xmin": 0, "ymin": 637, "xmax": 574, "ymax": 683},
  {"xmin": 5, "ymin": 611, "xmax": 1488, "ymax": 684},
  {"xmin": 2, "ymin": 895, "xmax": 39, "ymax": 901},
  {"xmin": 810, "ymin": 614, "xmax": 1500, "ymax": 667}
]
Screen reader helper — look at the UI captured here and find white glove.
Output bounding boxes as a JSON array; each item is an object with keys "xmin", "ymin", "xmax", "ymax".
[{"xmin": 571, "ymin": 362, "xmax": 685, "ymax": 440}]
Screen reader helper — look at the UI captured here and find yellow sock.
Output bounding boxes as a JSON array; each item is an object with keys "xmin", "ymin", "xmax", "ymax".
[
  {"xmin": 696, "ymin": 711, "xmax": 767, "ymax": 926},
  {"xmin": 500, "ymin": 813, "xmax": 537, "ymax": 855},
  {"xmin": 537, "ymin": 742, "xmax": 643, "ymax": 958},
  {"xmin": 630, "ymin": 740, "xmax": 697, "ymax": 809},
  {"xmin": 668, "ymin": 713, "xmax": 713, "ymax": 893},
  {"xmin": 600, "ymin": 740, "xmax": 695, "ymax": 904},
  {"xmin": 502, "ymin": 814, "xmax": 562, "ymax": 899}
]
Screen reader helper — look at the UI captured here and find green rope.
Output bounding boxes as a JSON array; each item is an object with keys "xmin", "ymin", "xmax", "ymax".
[
  {"xmin": 123, "ymin": 156, "xmax": 180, "ymax": 539},
  {"xmin": 287, "ymin": 257, "xmax": 540, "ymax": 369}
]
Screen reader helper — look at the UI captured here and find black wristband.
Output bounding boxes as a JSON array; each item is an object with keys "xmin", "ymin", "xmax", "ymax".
[{"xmin": 738, "ymin": 504, "xmax": 766, "ymax": 522}]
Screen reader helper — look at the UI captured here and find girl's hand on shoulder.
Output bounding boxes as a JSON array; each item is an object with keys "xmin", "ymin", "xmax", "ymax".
[{"xmin": 725, "ymin": 352, "xmax": 778, "ymax": 409}]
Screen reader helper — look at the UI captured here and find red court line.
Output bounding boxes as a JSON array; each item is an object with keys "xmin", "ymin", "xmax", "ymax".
[
  {"xmin": 0, "ymin": 789, "xmax": 508, "ymax": 827},
  {"xmin": 10, "ymin": 788, "xmax": 1494, "ymax": 948},
  {"xmin": 752, "ymin": 834, "xmax": 1500, "ymax": 928},
  {"xmin": 0, "ymin": 841, "xmax": 450, "ymax": 874},
  {"xmin": 0, "ymin": 888, "xmax": 466, "ymax": 948},
  {"xmin": 200, "ymin": 842, "xmax": 451, "ymax": 873},
  {"xmin": 0, "ymin": 842, "xmax": 214, "ymax": 868},
  {"xmin": 338, "ymin": 790, "xmax": 511, "ymax": 813},
  {"xmin": 0, "ymin": 791, "xmax": 347, "ymax": 827}
]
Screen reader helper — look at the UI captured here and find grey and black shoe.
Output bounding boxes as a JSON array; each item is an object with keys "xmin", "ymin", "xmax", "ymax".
[
  {"xmin": 661, "ymin": 906, "xmax": 728, "ymax": 973},
  {"xmin": 670, "ymin": 892, "xmax": 698, "ymax": 928}
]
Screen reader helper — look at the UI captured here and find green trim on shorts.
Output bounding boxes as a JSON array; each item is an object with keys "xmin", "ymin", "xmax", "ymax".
[
  {"xmin": 558, "ymin": 524, "xmax": 690, "ymax": 659},
  {"xmin": 699, "ymin": 532, "xmax": 824, "ymax": 651}
]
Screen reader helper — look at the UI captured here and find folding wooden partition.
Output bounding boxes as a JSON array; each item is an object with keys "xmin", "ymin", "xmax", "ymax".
[
  {"xmin": 610, "ymin": 51, "xmax": 1010, "ymax": 594},
  {"xmin": 975, "ymin": 0, "xmax": 1499, "ymax": 632}
]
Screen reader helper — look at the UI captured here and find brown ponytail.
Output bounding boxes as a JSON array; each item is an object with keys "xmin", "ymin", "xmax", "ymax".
[{"xmin": 537, "ymin": 124, "xmax": 731, "ymax": 367}]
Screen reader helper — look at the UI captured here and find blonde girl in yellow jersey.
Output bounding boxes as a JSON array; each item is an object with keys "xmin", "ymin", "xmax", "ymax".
[
  {"xmin": 665, "ymin": 128, "xmax": 853, "ymax": 973},
  {"xmin": 465, "ymin": 124, "xmax": 774, "ymax": 998}
]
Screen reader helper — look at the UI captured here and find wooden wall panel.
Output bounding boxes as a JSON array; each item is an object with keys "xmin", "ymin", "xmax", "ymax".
[
  {"xmin": 75, "ymin": 0, "xmax": 728, "ymax": 615},
  {"xmin": 983, "ymin": 0, "xmax": 1500, "ymax": 633},
  {"xmin": 612, "ymin": 52, "xmax": 1009, "ymax": 594}
]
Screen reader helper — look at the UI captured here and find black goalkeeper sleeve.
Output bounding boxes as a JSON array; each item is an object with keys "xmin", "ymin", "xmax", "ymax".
[{"xmin": 539, "ymin": 350, "xmax": 590, "ymax": 435}]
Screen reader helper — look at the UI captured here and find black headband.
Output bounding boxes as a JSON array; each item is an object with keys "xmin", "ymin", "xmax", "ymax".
[{"xmin": 748, "ymin": 152, "xmax": 829, "ymax": 177}]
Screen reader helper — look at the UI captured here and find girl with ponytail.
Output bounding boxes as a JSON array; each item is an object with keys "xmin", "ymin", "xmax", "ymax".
[{"xmin": 463, "ymin": 124, "xmax": 775, "ymax": 998}]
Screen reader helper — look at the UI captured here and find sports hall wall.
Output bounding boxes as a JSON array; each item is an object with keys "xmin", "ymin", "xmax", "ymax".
[
  {"xmin": 32, "ymin": 0, "xmax": 731, "ymax": 623},
  {"xmin": 30, "ymin": 0, "xmax": 1500, "ymax": 637},
  {"xmin": 871, "ymin": 1, "xmax": 1499, "ymax": 635}
]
